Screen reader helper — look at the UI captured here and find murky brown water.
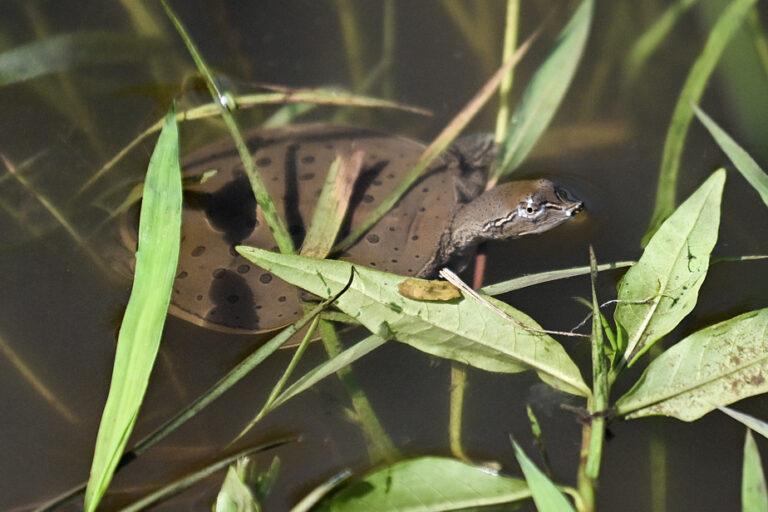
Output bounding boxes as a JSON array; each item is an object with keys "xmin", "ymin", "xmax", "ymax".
[{"xmin": 1, "ymin": 1, "xmax": 767, "ymax": 511}]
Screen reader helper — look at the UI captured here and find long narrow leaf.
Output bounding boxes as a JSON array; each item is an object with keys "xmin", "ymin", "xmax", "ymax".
[
  {"xmin": 623, "ymin": 0, "xmax": 701, "ymax": 82},
  {"xmin": 693, "ymin": 105, "xmax": 768, "ymax": 208},
  {"xmin": 495, "ymin": 0, "xmax": 593, "ymax": 179},
  {"xmin": 84, "ymin": 105, "xmax": 181, "ymax": 511},
  {"xmin": 743, "ymin": 430, "xmax": 768, "ymax": 512},
  {"xmin": 642, "ymin": 0, "xmax": 758, "ymax": 244},
  {"xmin": 0, "ymin": 31, "xmax": 160, "ymax": 86},
  {"xmin": 512, "ymin": 439, "xmax": 576, "ymax": 512}
]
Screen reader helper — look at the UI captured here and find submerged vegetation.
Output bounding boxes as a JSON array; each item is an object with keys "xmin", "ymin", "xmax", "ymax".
[{"xmin": 1, "ymin": 1, "xmax": 767, "ymax": 511}]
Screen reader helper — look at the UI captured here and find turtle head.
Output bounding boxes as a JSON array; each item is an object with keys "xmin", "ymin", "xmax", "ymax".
[
  {"xmin": 419, "ymin": 179, "xmax": 583, "ymax": 277},
  {"xmin": 477, "ymin": 179, "xmax": 584, "ymax": 239}
]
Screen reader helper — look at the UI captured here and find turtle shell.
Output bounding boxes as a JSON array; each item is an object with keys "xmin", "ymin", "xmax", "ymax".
[{"xmin": 124, "ymin": 123, "xmax": 472, "ymax": 333}]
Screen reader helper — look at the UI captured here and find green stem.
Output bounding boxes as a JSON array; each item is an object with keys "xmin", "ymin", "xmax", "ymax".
[
  {"xmin": 494, "ymin": 0, "xmax": 519, "ymax": 145},
  {"xmin": 319, "ymin": 320, "xmax": 399, "ymax": 463},
  {"xmin": 449, "ymin": 363, "xmax": 469, "ymax": 461}
]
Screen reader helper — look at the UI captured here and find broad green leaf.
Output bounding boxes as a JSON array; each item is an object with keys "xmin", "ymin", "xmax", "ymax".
[
  {"xmin": 84, "ymin": 105, "xmax": 181, "ymax": 511},
  {"xmin": 643, "ymin": 0, "xmax": 758, "ymax": 244},
  {"xmin": 719, "ymin": 407, "xmax": 768, "ymax": 439},
  {"xmin": 0, "ymin": 31, "xmax": 160, "ymax": 86},
  {"xmin": 693, "ymin": 105, "xmax": 768, "ymax": 208},
  {"xmin": 238, "ymin": 247, "xmax": 589, "ymax": 397},
  {"xmin": 495, "ymin": 0, "xmax": 593, "ymax": 179},
  {"xmin": 512, "ymin": 439, "xmax": 576, "ymax": 512},
  {"xmin": 743, "ymin": 430, "xmax": 768, "ymax": 512},
  {"xmin": 314, "ymin": 457, "xmax": 530, "ymax": 511},
  {"xmin": 615, "ymin": 308, "xmax": 768, "ymax": 421},
  {"xmin": 616, "ymin": 169, "xmax": 725, "ymax": 366}
]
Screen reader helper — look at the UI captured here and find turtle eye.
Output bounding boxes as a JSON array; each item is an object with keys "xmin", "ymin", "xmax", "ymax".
[{"xmin": 519, "ymin": 200, "xmax": 541, "ymax": 218}]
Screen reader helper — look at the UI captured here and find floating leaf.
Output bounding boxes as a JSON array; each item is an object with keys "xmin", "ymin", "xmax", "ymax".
[
  {"xmin": 314, "ymin": 457, "xmax": 530, "ymax": 511},
  {"xmin": 237, "ymin": 247, "xmax": 589, "ymax": 397},
  {"xmin": 615, "ymin": 308, "xmax": 768, "ymax": 421},
  {"xmin": 616, "ymin": 169, "xmax": 725, "ymax": 366},
  {"xmin": 693, "ymin": 105, "xmax": 768, "ymax": 208},
  {"xmin": 84, "ymin": 105, "xmax": 181, "ymax": 511},
  {"xmin": 495, "ymin": 0, "xmax": 593, "ymax": 179}
]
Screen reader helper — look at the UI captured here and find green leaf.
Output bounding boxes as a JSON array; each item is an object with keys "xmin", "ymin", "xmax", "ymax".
[
  {"xmin": 615, "ymin": 308, "xmax": 768, "ymax": 421},
  {"xmin": 512, "ymin": 439, "xmax": 576, "ymax": 512},
  {"xmin": 719, "ymin": 407, "xmax": 768, "ymax": 439},
  {"xmin": 479, "ymin": 260, "xmax": 634, "ymax": 296},
  {"xmin": 743, "ymin": 430, "xmax": 768, "ymax": 512},
  {"xmin": 84, "ymin": 105, "xmax": 181, "ymax": 511},
  {"xmin": 495, "ymin": 0, "xmax": 593, "ymax": 178},
  {"xmin": 301, "ymin": 153, "xmax": 363, "ymax": 258},
  {"xmin": 615, "ymin": 169, "xmax": 725, "ymax": 366},
  {"xmin": 623, "ymin": 0, "xmax": 701, "ymax": 82},
  {"xmin": 237, "ymin": 247, "xmax": 589, "ymax": 397},
  {"xmin": 642, "ymin": 0, "xmax": 758, "ymax": 245},
  {"xmin": 0, "ymin": 31, "xmax": 161, "ymax": 86},
  {"xmin": 314, "ymin": 457, "xmax": 530, "ymax": 511},
  {"xmin": 264, "ymin": 334, "xmax": 387, "ymax": 415},
  {"xmin": 693, "ymin": 105, "xmax": 768, "ymax": 208},
  {"xmin": 215, "ymin": 464, "xmax": 260, "ymax": 512}
]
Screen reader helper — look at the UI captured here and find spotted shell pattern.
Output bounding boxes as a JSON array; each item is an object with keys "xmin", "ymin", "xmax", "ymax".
[{"xmin": 126, "ymin": 124, "xmax": 474, "ymax": 333}]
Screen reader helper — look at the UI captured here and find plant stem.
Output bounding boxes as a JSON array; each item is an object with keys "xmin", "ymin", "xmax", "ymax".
[{"xmin": 318, "ymin": 320, "xmax": 399, "ymax": 463}]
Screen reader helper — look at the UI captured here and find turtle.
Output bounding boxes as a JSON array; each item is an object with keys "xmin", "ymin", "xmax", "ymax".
[{"xmin": 120, "ymin": 123, "xmax": 583, "ymax": 334}]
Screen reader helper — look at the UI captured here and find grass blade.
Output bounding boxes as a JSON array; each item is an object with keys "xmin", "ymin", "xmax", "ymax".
[
  {"xmin": 479, "ymin": 260, "xmax": 634, "ymax": 296},
  {"xmin": 693, "ymin": 104, "xmax": 768, "ymax": 208},
  {"xmin": 743, "ymin": 430, "xmax": 768, "ymax": 512},
  {"xmin": 494, "ymin": 0, "xmax": 593, "ymax": 181},
  {"xmin": 642, "ymin": 0, "xmax": 758, "ymax": 245},
  {"xmin": 84, "ymin": 105, "xmax": 181, "ymax": 511},
  {"xmin": 616, "ymin": 169, "xmax": 724, "ymax": 368},
  {"xmin": 160, "ymin": 0, "xmax": 295, "ymax": 254},
  {"xmin": 718, "ymin": 407, "xmax": 768, "ymax": 439},
  {"xmin": 0, "ymin": 31, "xmax": 160, "ymax": 86},
  {"xmin": 121, "ymin": 438, "xmax": 294, "ymax": 512},
  {"xmin": 512, "ymin": 438, "xmax": 576, "ymax": 512},
  {"xmin": 300, "ymin": 152, "xmax": 364, "ymax": 258},
  {"xmin": 78, "ymin": 89, "xmax": 427, "ymax": 195},
  {"xmin": 615, "ymin": 308, "xmax": 768, "ymax": 421},
  {"xmin": 623, "ymin": 0, "xmax": 701, "ymax": 83},
  {"xmin": 264, "ymin": 334, "xmax": 387, "ymax": 415}
]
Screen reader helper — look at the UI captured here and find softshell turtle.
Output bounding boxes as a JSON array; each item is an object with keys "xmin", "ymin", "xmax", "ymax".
[{"xmin": 121, "ymin": 123, "xmax": 582, "ymax": 333}]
